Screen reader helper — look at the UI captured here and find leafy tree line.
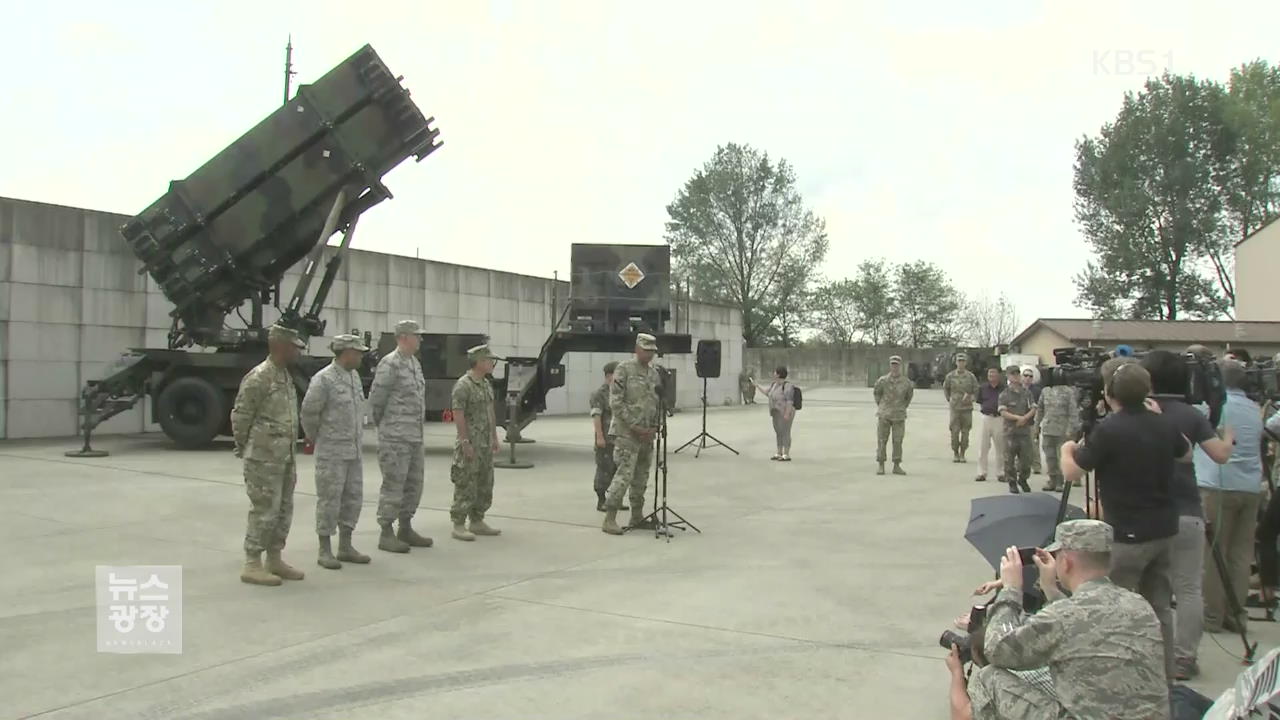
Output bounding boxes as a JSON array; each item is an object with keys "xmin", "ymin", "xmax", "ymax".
[
  {"xmin": 1074, "ymin": 59, "xmax": 1280, "ymax": 320},
  {"xmin": 664, "ymin": 142, "xmax": 1021, "ymax": 348}
]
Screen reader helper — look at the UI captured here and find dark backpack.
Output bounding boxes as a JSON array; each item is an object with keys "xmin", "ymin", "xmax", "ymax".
[{"xmin": 791, "ymin": 384, "xmax": 803, "ymax": 410}]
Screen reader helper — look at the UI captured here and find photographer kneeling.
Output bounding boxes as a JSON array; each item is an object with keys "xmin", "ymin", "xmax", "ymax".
[
  {"xmin": 981, "ymin": 521, "xmax": 1168, "ymax": 720},
  {"xmin": 1059, "ymin": 359, "xmax": 1191, "ymax": 682}
]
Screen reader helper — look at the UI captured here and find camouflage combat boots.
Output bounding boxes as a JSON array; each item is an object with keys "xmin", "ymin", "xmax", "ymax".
[
  {"xmin": 397, "ymin": 517, "xmax": 434, "ymax": 547},
  {"xmin": 892, "ymin": 463, "xmax": 907, "ymax": 475},
  {"xmin": 602, "ymin": 509, "xmax": 623, "ymax": 535},
  {"xmin": 337, "ymin": 528, "xmax": 370, "ymax": 563},
  {"xmin": 469, "ymin": 519, "xmax": 501, "ymax": 536},
  {"xmin": 240, "ymin": 551, "xmax": 282, "ymax": 586},
  {"xmin": 265, "ymin": 549, "xmax": 305, "ymax": 581},
  {"xmin": 629, "ymin": 506, "xmax": 656, "ymax": 530},
  {"xmin": 452, "ymin": 522, "xmax": 476, "ymax": 541},
  {"xmin": 378, "ymin": 522, "xmax": 410, "ymax": 553},
  {"xmin": 317, "ymin": 536, "xmax": 341, "ymax": 570},
  {"xmin": 876, "ymin": 462, "xmax": 885, "ymax": 475}
]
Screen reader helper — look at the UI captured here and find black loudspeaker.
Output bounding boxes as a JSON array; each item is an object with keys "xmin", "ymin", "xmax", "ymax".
[{"xmin": 695, "ymin": 340, "xmax": 721, "ymax": 379}]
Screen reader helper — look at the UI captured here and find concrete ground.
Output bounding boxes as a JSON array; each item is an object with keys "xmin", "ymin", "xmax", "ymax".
[{"xmin": 1, "ymin": 387, "xmax": 1272, "ymax": 719}]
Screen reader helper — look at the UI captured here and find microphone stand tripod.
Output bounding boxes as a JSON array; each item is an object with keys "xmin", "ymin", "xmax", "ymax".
[
  {"xmin": 630, "ymin": 377, "xmax": 700, "ymax": 541},
  {"xmin": 675, "ymin": 377, "xmax": 738, "ymax": 457}
]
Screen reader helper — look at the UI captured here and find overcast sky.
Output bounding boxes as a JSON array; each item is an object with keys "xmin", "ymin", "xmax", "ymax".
[{"xmin": 3, "ymin": 0, "xmax": 1278, "ymax": 325}]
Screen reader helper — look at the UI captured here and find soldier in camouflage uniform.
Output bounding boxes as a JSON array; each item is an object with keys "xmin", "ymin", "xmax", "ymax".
[
  {"xmin": 999, "ymin": 366, "xmax": 1036, "ymax": 494},
  {"xmin": 232, "ymin": 324, "xmax": 308, "ymax": 586},
  {"xmin": 942, "ymin": 353, "xmax": 979, "ymax": 463},
  {"xmin": 984, "ymin": 520, "xmax": 1169, "ymax": 720},
  {"xmin": 590, "ymin": 361, "xmax": 626, "ymax": 512},
  {"xmin": 873, "ymin": 355, "xmax": 914, "ymax": 475},
  {"xmin": 1036, "ymin": 384, "xmax": 1080, "ymax": 492},
  {"xmin": 369, "ymin": 319, "xmax": 432, "ymax": 554},
  {"xmin": 450, "ymin": 344, "xmax": 501, "ymax": 541},
  {"xmin": 603, "ymin": 333, "xmax": 661, "ymax": 535},
  {"xmin": 301, "ymin": 334, "xmax": 372, "ymax": 570},
  {"xmin": 739, "ymin": 367, "xmax": 755, "ymax": 405}
]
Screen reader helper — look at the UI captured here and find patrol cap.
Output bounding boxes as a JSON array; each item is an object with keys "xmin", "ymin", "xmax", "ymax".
[
  {"xmin": 636, "ymin": 333, "xmax": 658, "ymax": 351},
  {"xmin": 268, "ymin": 324, "xmax": 306, "ymax": 349},
  {"xmin": 330, "ymin": 333, "xmax": 369, "ymax": 354},
  {"xmin": 889, "ymin": 355, "xmax": 902, "ymax": 365},
  {"xmin": 394, "ymin": 319, "xmax": 421, "ymax": 335},
  {"xmin": 467, "ymin": 344, "xmax": 498, "ymax": 362},
  {"xmin": 1044, "ymin": 519, "xmax": 1113, "ymax": 554}
]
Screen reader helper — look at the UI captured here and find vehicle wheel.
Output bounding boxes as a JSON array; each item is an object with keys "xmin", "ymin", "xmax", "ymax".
[{"xmin": 157, "ymin": 377, "xmax": 226, "ymax": 449}]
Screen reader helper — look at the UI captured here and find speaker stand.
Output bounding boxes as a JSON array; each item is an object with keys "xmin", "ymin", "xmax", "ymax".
[{"xmin": 674, "ymin": 378, "xmax": 738, "ymax": 458}]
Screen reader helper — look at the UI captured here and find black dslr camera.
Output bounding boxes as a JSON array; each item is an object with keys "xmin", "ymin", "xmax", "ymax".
[{"xmin": 939, "ymin": 603, "xmax": 988, "ymax": 665}]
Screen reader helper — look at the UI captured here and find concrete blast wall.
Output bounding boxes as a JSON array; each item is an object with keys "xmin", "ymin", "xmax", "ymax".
[{"xmin": 0, "ymin": 197, "xmax": 744, "ymax": 440}]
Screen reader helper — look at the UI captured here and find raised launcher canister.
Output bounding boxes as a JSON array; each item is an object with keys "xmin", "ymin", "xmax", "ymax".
[
  {"xmin": 70, "ymin": 44, "xmax": 441, "ymax": 455},
  {"xmin": 126, "ymin": 43, "xmax": 440, "ymax": 349}
]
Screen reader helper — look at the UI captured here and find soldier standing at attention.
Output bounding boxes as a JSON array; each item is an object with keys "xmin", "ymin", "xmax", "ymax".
[
  {"xmin": 232, "ymin": 324, "xmax": 307, "ymax": 586},
  {"xmin": 300, "ymin": 334, "xmax": 372, "ymax": 570},
  {"xmin": 603, "ymin": 333, "xmax": 661, "ymax": 535},
  {"xmin": 738, "ymin": 367, "xmax": 755, "ymax": 405},
  {"xmin": 590, "ymin": 361, "xmax": 627, "ymax": 512},
  {"xmin": 1023, "ymin": 367, "xmax": 1045, "ymax": 475},
  {"xmin": 450, "ymin": 344, "xmax": 501, "ymax": 541},
  {"xmin": 369, "ymin": 319, "xmax": 432, "ymax": 554},
  {"xmin": 1036, "ymin": 383, "xmax": 1079, "ymax": 492},
  {"xmin": 873, "ymin": 355, "xmax": 914, "ymax": 476},
  {"xmin": 999, "ymin": 365, "xmax": 1037, "ymax": 494},
  {"xmin": 942, "ymin": 353, "xmax": 979, "ymax": 463}
]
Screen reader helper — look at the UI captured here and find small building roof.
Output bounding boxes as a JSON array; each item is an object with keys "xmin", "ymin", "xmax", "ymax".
[{"xmin": 1011, "ymin": 318, "xmax": 1280, "ymax": 347}]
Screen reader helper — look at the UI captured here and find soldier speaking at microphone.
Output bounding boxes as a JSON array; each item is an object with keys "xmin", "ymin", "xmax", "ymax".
[
  {"xmin": 300, "ymin": 334, "xmax": 372, "ymax": 570},
  {"xmin": 232, "ymin": 324, "xmax": 308, "ymax": 586},
  {"xmin": 602, "ymin": 333, "xmax": 661, "ymax": 535}
]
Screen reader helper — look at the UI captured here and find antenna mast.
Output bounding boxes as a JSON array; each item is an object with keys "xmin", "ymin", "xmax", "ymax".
[{"xmin": 283, "ymin": 35, "xmax": 297, "ymax": 105}]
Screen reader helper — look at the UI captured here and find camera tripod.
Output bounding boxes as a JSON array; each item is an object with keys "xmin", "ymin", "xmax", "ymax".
[
  {"xmin": 1055, "ymin": 458, "xmax": 1258, "ymax": 664},
  {"xmin": 675, "ymin": 377, "xmax": 738, "ymax": 457},
  {"xmin": 629, "ymin": 381, "xmax": 700, "ymax": 541}
]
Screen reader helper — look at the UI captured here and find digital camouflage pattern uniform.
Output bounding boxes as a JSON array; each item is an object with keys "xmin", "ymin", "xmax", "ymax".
[
  {"xmin": 370, "ymin": 342, "xmax": 426, "ymax": 525},
  {"xmin": 967, "ymin": 665, "xmax": 1059, "ymax": 720},
  {"xmin": 943, "ymin": 367, "xmax": 979, "ymax": 458},
  {"xmin": 739, "ymin": 368, "xmax": 754, "ymax": 405},
  {"xmin": 301, "ymin": 356, "xmax": 366, "ymax": 536},
  {"xmin": 984, "ymin": 520, "xmax": 1169, "ymax": 720},
  {"xmin": 606, "ymin": 357, "xmax": 660, "ymax": 514},
  {"xmin": 873, "ymin": 360, "xmax": 914, "ymax": 471},
  {"xmin": 999, "ymin": 383, "xmax": 1036, "ymax": 491},
  {"xmin": 589, "ymin": 381, "xmax": 616, "ymax": 505},
  {"xmin": 450, "ymin": 371, "xmax": 496, "ymax": 525},
  {"xmin": 1036, "ymin": 385, "xmax": 1079, "ymax": 491},
  {"xmin": 233, "ymin": 355, "xmax": 301, "ymax": 555}
]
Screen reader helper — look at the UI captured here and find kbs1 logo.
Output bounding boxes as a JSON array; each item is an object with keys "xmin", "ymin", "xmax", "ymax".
[{"xmin": 1092, "ymin": 50, "xmax": 1174, "ymax": 76}]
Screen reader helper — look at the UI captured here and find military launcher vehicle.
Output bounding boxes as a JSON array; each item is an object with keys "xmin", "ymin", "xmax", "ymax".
[
  {"xmin": 70, "ymin": 45, "xmax": 442, "ymax": 454},
  {"xmin": 494, "ymin": 243, "xmax": 692, "ymax": 441}
]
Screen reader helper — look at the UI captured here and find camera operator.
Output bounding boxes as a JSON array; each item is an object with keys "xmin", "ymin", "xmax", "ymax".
[
  {"xmin": 1196, "ymin": 358, "xmax": 1265, "ymax": 636},
  {"xmin": 1059, "ymin": 359, "xmax": 1191, "ymax": 682},
  {"xmin": 983, "ymin": 520, "xmax": 1168, "ymax": 720},
  {"xmin": 1139, "ymin": 350, "xmax": 1235, "ymax": 680},
  {"xmin": 1259, "ymin": 406, "xmax": 1280, "ymax": 607},
  {"xmin": 945, "ymin": 609, "xmax": 1057, "ymax": 720}
]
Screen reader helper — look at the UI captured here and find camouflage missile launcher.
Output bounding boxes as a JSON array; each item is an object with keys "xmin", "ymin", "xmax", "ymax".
[
  {"xmin": 124, "ymin": 44, "xmax": 440, "ymax": 349},
  {"xmin": 70, "ymin": 45, "xmax": 441, "ymax": 454}
]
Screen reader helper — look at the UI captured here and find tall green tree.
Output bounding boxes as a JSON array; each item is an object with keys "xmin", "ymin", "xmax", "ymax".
[
  {"xmin": 1074, "ymin": 72, "xmax": 1232, "ymax": 320},
  {"xmin": 665, "ymin": 143, "xmax": 829, "ymax": 346},
  {"xmin": 849, "ymin": 259, "xmax": 899, "ymax": 345},
  {"xmin": 1209, "ymin": 60, "xmax": 1280, "ymax": 306},
  {"xmin": 894, "ymin": 260, "xmax": 963, "ymax": 347}
]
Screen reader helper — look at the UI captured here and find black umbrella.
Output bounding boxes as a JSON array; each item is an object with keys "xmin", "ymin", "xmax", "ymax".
[{"xmin": 965, "ymin": 493, "xmax": 1086, "ymax": 589}]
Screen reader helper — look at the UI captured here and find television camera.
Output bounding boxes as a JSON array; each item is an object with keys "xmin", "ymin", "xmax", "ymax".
[{"xmin": 1039, "ymin": 346, "xmax": 1225, "ymax": 436}]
